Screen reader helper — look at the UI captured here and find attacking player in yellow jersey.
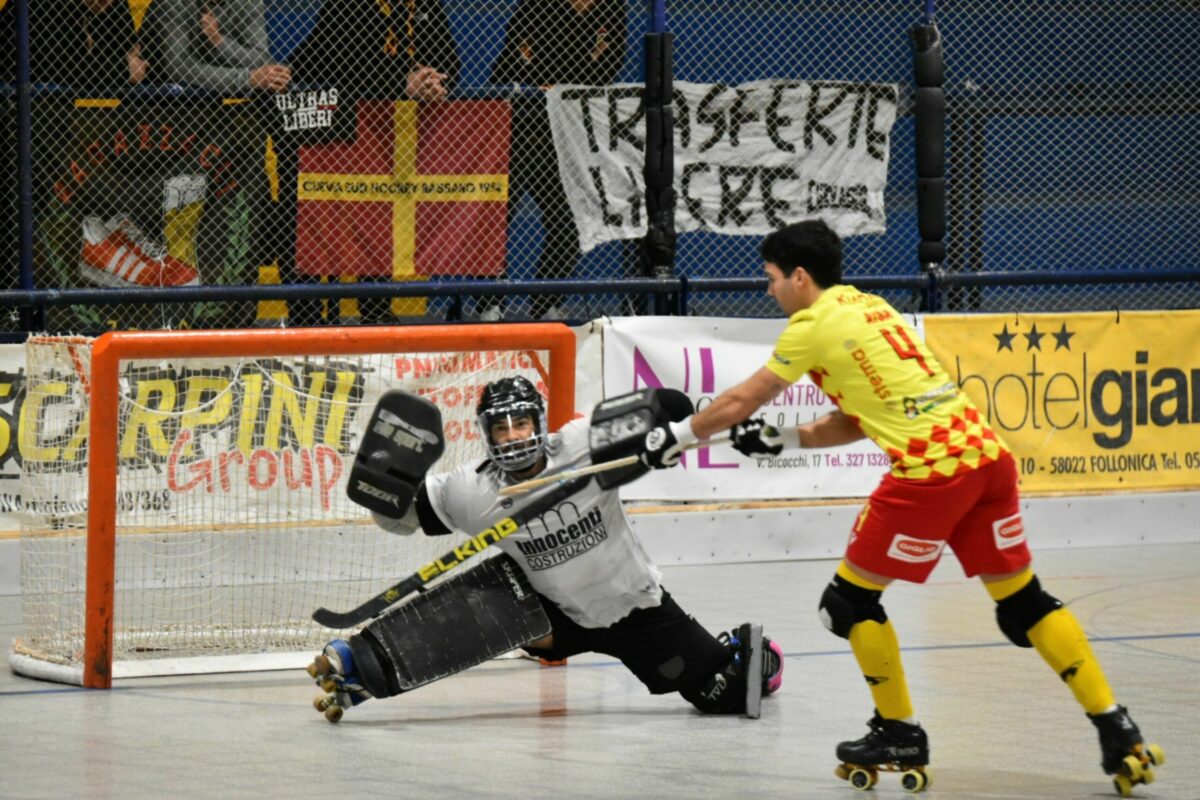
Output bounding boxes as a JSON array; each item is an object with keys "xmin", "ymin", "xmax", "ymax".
[{"xmin": 634, "ymin": 220, "xmax": 1165, "ymax": 796}]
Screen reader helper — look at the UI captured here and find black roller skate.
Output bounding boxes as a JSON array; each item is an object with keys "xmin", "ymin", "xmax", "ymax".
[
  {"xmin": 1088, "ymin": 705, "xmax": 1166, "ymax": 797},
  {"xmin": 835, "ymin": 710, "xmax": 931, "ymax": 793},
  {"xmin": 306, "ymin": 639, "xmax": 372, "ymax": 723}
]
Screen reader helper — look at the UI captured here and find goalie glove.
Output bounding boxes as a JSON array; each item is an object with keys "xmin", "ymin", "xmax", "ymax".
[
  {"xmin": 371, "ymin": 504, "xmax": 420, "ymax": 536},
  {"xmin": 640, "ymin": 418, "xmax": 698, "ymax": 469},
  {"xmin": 730, "ymin": 417, "xmax": 801, "ymax": 459},
  {"xmin": 347, "ymin": 391, "xmax": 444, "ymax": 518}
]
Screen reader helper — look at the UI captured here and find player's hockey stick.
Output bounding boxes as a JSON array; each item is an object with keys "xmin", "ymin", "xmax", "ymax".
[
  {"xmin": 312, "ymin": 476, "xmax": 591, "ymax": 629},
  {"xmin": 498, "ymin": 435, "xmax": 729, "ymax": 498}
]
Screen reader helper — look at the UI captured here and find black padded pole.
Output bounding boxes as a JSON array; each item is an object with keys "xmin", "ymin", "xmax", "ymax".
[{"xmin": 911, "ymin": 22, "xmax": 945, "ymax": 310}]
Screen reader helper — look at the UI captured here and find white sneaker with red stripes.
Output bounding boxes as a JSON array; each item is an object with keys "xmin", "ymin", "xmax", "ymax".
[{"xmin": 79, "ymin": 216, "xmax": 201, "ymax": 288}]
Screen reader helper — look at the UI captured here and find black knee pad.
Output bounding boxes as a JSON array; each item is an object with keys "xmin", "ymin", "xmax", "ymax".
[
  {"xmin": 994, "ymin": 575, "xmax": 1063, "ymax": 648},
  {"xmin": 349, "ymin": 631, "xmax": 401, "ymax": 698},
  {"xmin": 818, "ymin": 574, "xmax": 888, "ymax": 640}
]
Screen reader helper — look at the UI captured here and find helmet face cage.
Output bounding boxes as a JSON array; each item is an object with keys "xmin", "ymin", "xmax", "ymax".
[{"xmin": 476, "ymin": 378, "xmax": 548, "ymax": 473}]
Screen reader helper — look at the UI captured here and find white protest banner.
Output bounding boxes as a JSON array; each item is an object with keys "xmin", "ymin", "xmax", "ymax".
[
  {"xmin": 602, "ymin": 316, "xmax": 924, "ymax": 501},
  {"xmin": 547, "ymin": 80, "xmax": 899, "ymax": 253}
]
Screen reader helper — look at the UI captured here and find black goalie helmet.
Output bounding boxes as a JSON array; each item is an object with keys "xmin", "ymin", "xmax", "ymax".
[{"xmin": 476, "ymin": 376, "xmax": 548, "ymax": 472}]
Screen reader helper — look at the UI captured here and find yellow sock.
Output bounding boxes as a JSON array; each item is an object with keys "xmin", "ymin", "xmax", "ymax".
[
  {"xmin": 849, "ymin": 619, "xmax": 914, "ymax": 720},
  {"xmin": 836, "ymin": 562, "xmax": 912, "ymax": 720},
  {"xmin": 986, "ymin": 570, "xmax": 1116, "ymax": 715},
  {"xmin": 1028, "ymin": 608, "xmax": 1116, "ymax": 715}
]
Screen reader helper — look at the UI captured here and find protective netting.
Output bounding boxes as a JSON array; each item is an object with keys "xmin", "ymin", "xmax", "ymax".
[
  {"xmin": 938, "ymin": 3, "xmax": 1200, "ymax": 313},
  {"xmin": 15, "ymin": 334, "xmax": 555, "ymax": 677},
  {"xmin": 3, "ymin": 1, "xmax": 1198, "ymax": 326}
]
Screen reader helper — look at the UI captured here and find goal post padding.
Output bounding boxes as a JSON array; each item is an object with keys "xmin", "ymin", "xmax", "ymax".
[{"xmin": 12, "ymin": 324, "xmax": 575, "ymax": 688}]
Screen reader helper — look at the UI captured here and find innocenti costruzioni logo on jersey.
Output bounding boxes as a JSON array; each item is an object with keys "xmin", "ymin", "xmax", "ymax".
[{"xmin": 515, "ymin": 501, "xmax": 608, "ymax": 571}]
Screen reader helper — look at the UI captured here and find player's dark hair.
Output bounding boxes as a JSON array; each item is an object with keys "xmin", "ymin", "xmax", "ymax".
[{"xmin": 760, "ymin": 220, "xmax": 844, "ymax": 287}]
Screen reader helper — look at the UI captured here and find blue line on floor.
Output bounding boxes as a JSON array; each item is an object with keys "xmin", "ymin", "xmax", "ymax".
[{"xmin": 2, "ymin": 631, "xmax": 1197, "ymax": 697}]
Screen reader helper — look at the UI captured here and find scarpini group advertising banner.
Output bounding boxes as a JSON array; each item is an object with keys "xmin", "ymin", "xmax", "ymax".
[
  {"xmin": 923, "ymin": 312, "xmax": 1200, "ymax": 493},
  {"xmin": 0, "ymin": 343, "xmax": 548, "ymax": 535},
  {"xmin": 602, "ymin": 317, "xmax": 905, "ymax": 501},
  {"xmin": 547, "ymin": 80, "xmax": 898, "ymax": 253}
]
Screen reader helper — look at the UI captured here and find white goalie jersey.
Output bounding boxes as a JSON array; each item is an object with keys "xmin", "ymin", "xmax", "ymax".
[{"xmin": 423, "ymin": 417, "xmax": 664, "ymax": 628}]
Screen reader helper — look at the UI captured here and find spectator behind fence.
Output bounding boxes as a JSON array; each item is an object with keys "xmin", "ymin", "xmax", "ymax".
[
  {"xmin": 148, "ymin": 0, "xmax": 290, "ymax": 93},
  {"xmin": 481, "ymin": 0, "xmax": 627, "ymax": 320},
  {"xmin": 287, "ymin": 0, "xmax": 460, "ymax": 103},
  {"xmin": 282, "ymin": 0, "xmax": 461, "ymax": 324},
  {"xmin": 30, "ymin": 0, "xmax": 149, "ymax": 93}
]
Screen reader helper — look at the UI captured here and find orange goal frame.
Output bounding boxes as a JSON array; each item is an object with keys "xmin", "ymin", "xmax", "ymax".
[{"xmin": 82, "ymin": 323, "xmax": 576, "ymax": 688}]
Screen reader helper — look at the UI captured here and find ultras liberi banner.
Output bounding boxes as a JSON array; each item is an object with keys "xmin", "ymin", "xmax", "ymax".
[{"xmin": 923, "ymin": 312, "xmax": 1200, "ymax": 493}]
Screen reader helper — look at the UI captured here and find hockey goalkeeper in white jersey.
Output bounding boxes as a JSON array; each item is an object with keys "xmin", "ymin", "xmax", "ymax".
[{"xmin": 308, "ymin": 376, "xmax": 783, "ymax": 721}]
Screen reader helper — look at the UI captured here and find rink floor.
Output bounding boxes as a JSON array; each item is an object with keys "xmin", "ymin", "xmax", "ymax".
[{"xmin": 2, "ymin": 542, "xmax": 1197, "ymax": 800}]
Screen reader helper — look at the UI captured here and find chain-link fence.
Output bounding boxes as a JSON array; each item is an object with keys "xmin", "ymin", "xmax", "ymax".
[
  {"xmin": 2, "ymin": 1, "xmax": 1198, "ymax": 331},
  {"xmin": 939, "ymin": 2, "xmax": 1200, "ymax": 313}
]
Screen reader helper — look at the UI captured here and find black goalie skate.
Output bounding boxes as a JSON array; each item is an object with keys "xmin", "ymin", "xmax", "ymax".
[
  {"xmin": 835, "ymin": 710, "xmax": 931, "ymax": 793},
  {"xmin": 1088, "ymin": 705, "xmax": 1166, "ymax": 797}
]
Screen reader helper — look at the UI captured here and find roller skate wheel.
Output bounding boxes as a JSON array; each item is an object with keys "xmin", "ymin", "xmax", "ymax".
[
  {"xmin": 313, "ymin": 695, "xmax": 332, "ymax": 712},
  {"xmin": 1120, "ymin": 754, "xmax": 1144, "ymax": 781},
  {"xmin": 848, "ymin": 767, "xmax": 876, "ymax": 791},
  {"xmin": 1146, "ymin": 743, "xmax": 1165, "ymax": 767},
  {"xmin": 834, "ymin": 764, "xmax": 850, "ymax": 781},
  {"xmin": 1141, "ymin": 767, "xmax": 1155, "ymax": 785},
  {"xmin": 1113, "ymin": 773, "xmax": 1133, "ymax": 797},
  {"xmin": 324, "ymin": 704, "xmax": 344, "ymax": 723},
  {"xmin": 320, "ymin": 678, "xmax": 338, "ymax": 693},
  {"xmin": 312, "ymin": 654, "xmax": 332, "ymax": 675},
  {"xmin": 901, "ymin": 768, "xmax": 929, "ymax": 793},
  {"xmin": 305, "ymin": 662, "xmax": 320, "ymax": 679}
]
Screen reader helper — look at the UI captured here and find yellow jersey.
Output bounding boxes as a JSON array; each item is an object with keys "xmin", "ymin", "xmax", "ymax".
[{"xmin": 765, "ymin": 284, "xmax": 1009, "ymax": 479}]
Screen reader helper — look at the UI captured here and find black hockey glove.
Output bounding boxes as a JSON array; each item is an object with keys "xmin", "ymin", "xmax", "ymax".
[
  {"xmin": 730, "ymin": 417, "xmax": 789, "ymax": 459},
  {"xmin": 639, "ymin": 419, "xmax": 695, "ymax": 469}
]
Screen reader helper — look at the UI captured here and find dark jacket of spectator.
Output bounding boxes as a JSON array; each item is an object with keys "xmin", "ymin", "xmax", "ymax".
[
  {"xmin": 30, "ymin": 0, "xmax": 147, "ymax": 92},
  {"xmin": 490, "ymin": 0, "xmax": 626, "ymax": 88},
  {"xmin": 287, "ymin": 0, "xmax": 460, "ymax": 99}
]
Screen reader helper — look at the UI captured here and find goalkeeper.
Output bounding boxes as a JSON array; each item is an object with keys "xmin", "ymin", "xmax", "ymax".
[
  {"xmin": 634, "ymin": 220, "xmax": 1163, "ymax": 794},
  {"xmin": 310, "ymin": 376, "xmax": 782, "ymax": 720}
]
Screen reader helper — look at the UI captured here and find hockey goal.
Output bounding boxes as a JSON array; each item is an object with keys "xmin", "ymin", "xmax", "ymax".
[{"xmin": 11, "ymin": 324, "xmax": 575, "ymax": 688}]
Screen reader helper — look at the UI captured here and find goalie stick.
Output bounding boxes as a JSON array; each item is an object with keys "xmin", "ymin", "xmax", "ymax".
[{"xmin": 312, "ymin": 475, "xmax": 591, "ymax": 628}]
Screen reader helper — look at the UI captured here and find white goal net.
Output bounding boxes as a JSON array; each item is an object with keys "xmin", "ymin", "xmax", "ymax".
[{"xmin": 12, "ymin": 327, "xmax": 573, "ymax": 684}]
